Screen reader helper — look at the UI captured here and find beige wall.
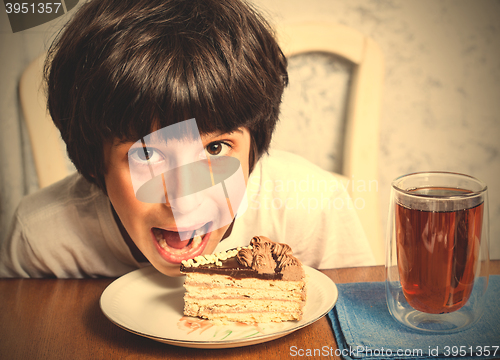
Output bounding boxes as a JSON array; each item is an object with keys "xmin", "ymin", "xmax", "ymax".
[{"xmin": 251, "ymin": 0, "xmax": 500, "ymax": 261}]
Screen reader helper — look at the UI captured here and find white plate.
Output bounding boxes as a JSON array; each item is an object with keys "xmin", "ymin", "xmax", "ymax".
[{"xmin": 100, "ymin": 265, "xmax": 338, "ymax": 349}]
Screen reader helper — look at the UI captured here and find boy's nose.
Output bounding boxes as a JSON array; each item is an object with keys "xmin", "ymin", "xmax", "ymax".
[
  {"xmin": 163, "ymin": 161, "xmax": 212, "ymax": 214},
  {"xmin": 165, "ymin": 192, "xmax": 202, "ymax": 215},
  {"xmin": 165, "ymin": 187, "xmax": 203, "ymax": 215}
]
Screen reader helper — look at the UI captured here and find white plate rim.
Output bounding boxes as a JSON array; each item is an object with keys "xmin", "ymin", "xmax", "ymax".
[{"xmin": 100, "ymin": 265, "xmax": 338, "ymax": 348}]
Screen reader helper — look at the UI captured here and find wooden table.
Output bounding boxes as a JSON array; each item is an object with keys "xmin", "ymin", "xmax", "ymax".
[{"xmin": 1, "ymin": 262, "xmax": 499, "ymax": 360}]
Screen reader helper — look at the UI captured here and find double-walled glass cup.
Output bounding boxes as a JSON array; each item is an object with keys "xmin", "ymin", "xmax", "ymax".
[{"xmin": 386, "ymin": 172, "xmax": 489, "ymax": 332}]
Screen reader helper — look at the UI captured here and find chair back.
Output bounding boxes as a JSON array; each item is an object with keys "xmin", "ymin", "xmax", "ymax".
[
  {"xmin": 19, "ymin": 53, "xmax": 75, "ymax": 189},
  {"xmin": 274, "ymin": 22, "xmax": 385, "ymax": 264}
]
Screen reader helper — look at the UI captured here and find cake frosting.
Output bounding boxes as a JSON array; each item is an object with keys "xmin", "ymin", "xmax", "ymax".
[{"xmin": 180, "ymin": 236, "xmax": 307, "ymax": 323}]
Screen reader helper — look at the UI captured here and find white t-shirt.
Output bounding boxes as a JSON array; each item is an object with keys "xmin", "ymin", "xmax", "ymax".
[{"xmin": 0, "ymin": 150, "xmax": 375, "ymax": 278}]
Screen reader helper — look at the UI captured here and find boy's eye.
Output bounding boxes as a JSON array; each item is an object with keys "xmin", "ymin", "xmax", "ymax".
[
  {"xmin": 205, "ymin": 142, "xmax": 231, "ymax": 157},
  {"xmin": 130, "ymin": 147, "xmax": 163, "ymax": 164}
]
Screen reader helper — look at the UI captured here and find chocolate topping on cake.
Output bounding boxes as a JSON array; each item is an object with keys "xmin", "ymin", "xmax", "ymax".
[
  {"xmin": 249, "ymin": 237, "xmax": 277, "ymax": 274},
  {"xmin": 245, "ymin": 236, "xmax": 304, "ymax": 280},
  {"xmin": 273, "ymin": 242, "xmax": 293, "ymax": 262},
  {"xmin": 236, "ymin": 248, "xmax": 253, "ymax": 267},
  {"xmin": 181, "ymin": 235, "xmax": 304, "ymax": 281}
]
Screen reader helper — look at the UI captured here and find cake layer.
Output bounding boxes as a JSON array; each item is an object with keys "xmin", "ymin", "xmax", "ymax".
[
  {"xmin": 184, "ymin": 285, "xmax": 304, "ymax": 300},
  {"xmin": 184, "ymin": 309, "xmax": 302, "ymax": 323},
  {"xmin": 184, "ymin": 273, "xmax": 305, "ymax": 293},
  {"xmin": 184, "ymin": 298, "xmax": 303, "ymax": 313}
]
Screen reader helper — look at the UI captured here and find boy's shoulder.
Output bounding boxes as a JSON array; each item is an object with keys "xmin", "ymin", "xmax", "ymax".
[
  {"xmin": 3, "ymin": 173, "xmax": 134, "ymax": 278},
  {"xmin": 16, "ymin": 173, "xmax": 104, "ymax": 222},
  {"xmin": 263, "ymin": 148, "xmax": 318, "ymax": 166},
  {"xmin": 258, "ymin": 149, "xmax": 345, "ymax": 185}
]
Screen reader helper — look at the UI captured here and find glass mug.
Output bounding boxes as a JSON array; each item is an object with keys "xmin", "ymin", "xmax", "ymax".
[{"xmin": 386, "ymin": 172, "xmax": 489, "ymax": 332}]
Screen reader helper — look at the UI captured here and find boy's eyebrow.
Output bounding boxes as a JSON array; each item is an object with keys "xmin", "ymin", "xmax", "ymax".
[
  {"xmin": 205, "ymin": 128, "xmax": 243, "ymax": 139},
  {"xmin": 115, "ymin": 139, "xmax": 132, "ymax": 146}
]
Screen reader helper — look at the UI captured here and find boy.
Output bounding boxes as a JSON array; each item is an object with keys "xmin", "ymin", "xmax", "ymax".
[{"xmin": 0, "ymin": 0, "xmax": 374, "ymax": 278}]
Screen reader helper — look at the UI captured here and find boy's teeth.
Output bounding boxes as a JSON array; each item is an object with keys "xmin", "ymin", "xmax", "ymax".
[
  {"xmin": 158, "ymin": 237, "xmax": 168, "ymax": 249},
  {"xmin": 153, "ymin": 228, "xmax": 164, "ymax": 241},
  {"xmin": 192, "ymin": 235, "xmax": 202, "ymax": 247},
  {"xmin": 153, "ymin": 223, "xmax": 209, "ymax": 253},
  {"xmin": 194, "ymin": 223, "xmax": 208, "ymax": 237}
]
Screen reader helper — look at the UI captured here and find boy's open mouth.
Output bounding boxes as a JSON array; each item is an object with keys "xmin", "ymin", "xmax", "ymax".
[{"xmin": 151, "ymin": 222, "xmax": 212, "ymax": 264}]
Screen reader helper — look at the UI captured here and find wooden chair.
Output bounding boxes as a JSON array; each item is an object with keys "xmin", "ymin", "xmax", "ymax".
[
  {"xmin": 19, "ymin": 53, "xmax": 75, "ymax": 189},
  {"xmin": 273, "ymin": 22, "xmax": 385, "ymax": 264}
]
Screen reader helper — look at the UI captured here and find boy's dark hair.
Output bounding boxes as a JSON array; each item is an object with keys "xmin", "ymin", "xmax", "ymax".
[{"xmin": 45, "ymin": 0, "xmax": 288, "ymax": 191}]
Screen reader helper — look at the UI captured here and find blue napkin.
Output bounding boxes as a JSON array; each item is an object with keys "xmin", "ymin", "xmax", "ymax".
[{"xmin": 328, "ymin": 275, "xmax": 500, "ymax": 360}]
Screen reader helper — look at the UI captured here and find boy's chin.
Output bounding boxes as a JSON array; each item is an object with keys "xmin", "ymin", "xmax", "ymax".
[{"xmin": 153, "ymin": 263, "xmax": 183, "ymax": 277}]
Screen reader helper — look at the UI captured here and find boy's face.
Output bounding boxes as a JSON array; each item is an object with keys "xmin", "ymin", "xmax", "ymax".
[{"xmin": 103, "ymin": 126, "xmax": 251, "ymax": 276}]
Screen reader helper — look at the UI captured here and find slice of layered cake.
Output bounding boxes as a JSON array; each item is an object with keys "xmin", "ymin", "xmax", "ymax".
[{"xmin": 180, "ymin": 236, "xmax": 306, "ymax": 323}]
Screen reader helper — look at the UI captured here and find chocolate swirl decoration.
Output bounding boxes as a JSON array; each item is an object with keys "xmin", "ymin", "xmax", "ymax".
[
  {"xmin": 236, "ymin": 248, "xmax": 253, "ymax": 267},
  {"xmin": 251, "ymin": 243, "xmax": 277, "ymax": 274},
  {"xmin": 235, "ymin": 236, "xmax": 304, "ymax": 280},
  {"xmin": 279, "ymin": 253, "xmax": 300, "ymax": 268},
  {"xmin": 272, "ymin": 243, "xmax": 293, "ymax": 264}
]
